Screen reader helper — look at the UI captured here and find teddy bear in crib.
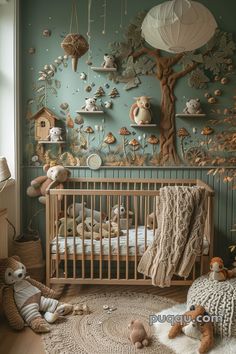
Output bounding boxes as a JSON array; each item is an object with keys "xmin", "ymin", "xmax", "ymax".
[
  {"xmin": 0, "ymin": 256, "xmax": 73, "ymax": 333},
  {"xmin": 82, "ymin": 97, "xmax": 99, "ymax": 112},
  {"xmin": 102, "ymin": 54, "xmax": 117, "ymax": 69},
  {"xmin": 168, "ymin": 305, "xmax": 214, "ymax": 354},
  {"xmin": 76, "ymin": 217, "xmax": 122, "ymax": 240},
  {"xmin": 111, "ymin": 204, "xmax": 133, "ymax": 224},
  {"xmin": 48, "ymin": 127, "xmax": 63, "ymax": 142},
  {"xmin": 208, "ymin": 257, "xmax": 235, "ymax": 281},
  {"xmin": 128, "ymin": 319, "xmax": 149, "ymax": 349},
  {"xmin": 67, "ymin": 202, "xmax": 105, "ymax": 224},
  {"xmin": 129, "ymin": 96, "xmax": 152, "ymax": 125},
  {"xmin": 27, "ymin": 164, "xmax": 71, "ymax": 204},
  {"xmin": 183, "ymin": 98, "xmax": 202, "ymax": 115}
]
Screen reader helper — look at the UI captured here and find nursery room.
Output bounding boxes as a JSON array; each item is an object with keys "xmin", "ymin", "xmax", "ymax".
[{"xmin": 1, "ymin": 0, "xmax": 236, "ymax": 353}]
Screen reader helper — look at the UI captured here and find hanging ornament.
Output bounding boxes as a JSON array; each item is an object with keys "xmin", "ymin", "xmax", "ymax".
[
  {"xmin": 141, "ymin": 0, "xmax": 217, "ymax": 53},
  {"xmin": 94, "ymin": 86, "xmax": 105, "ymax": 98},
  {"xmin": 61, "ymin": 0, "xmax": 89, "ymax": 72},
  {"xmin": 101, "ymin": 0, "xmax": 107, "ymax": 35}
]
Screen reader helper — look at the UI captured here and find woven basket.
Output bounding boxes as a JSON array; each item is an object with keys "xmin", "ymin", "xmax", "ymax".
[
  {"xmin": 12, "ymin": 238, "xmax": 43, "ymax": 268},
  {"xmin": 27, "ymin": 261, "xmax": 45, "ymax": 283}
]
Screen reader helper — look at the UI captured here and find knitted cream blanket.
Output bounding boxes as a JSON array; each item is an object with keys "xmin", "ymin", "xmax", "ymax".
[{"xmin": 138, "ymin": 186, "xmax": 207, "ymax": 287}]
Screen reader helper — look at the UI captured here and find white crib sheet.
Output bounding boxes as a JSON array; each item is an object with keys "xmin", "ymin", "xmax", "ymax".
[{"xmin": 50, "ymin": 226, "xmax": 209, "ymax": 257}]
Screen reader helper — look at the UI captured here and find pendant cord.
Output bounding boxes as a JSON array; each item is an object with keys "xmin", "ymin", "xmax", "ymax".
[{"xmin": 70, "ymin": 0, "xmax": 79, "ymax": 33}]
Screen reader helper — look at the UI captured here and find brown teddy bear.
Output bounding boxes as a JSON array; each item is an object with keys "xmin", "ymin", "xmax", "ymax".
[
  {"xmin": 0, "ymin": 256, "xmax": 73, "ymax": 333},
  {"xmin": 168, "ymin": 305, "xmax": 214, "ymax": 354},
  {"xmin": 26, "ymin": 164, "xmax": 71, "ymax": 204},
  {"xmin": 128, "ymin": 319, "xmax": 149, "ymax": 349}
]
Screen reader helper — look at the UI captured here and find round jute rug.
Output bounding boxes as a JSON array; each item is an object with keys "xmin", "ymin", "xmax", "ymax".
[{"xmin": 42, "ymin": 292, "xmax": 176, "ymax": 354}]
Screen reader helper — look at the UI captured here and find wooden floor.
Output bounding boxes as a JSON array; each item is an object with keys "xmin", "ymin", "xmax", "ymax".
[{"xmin": 0, "ymin": 284, "xmax": 188, "ymax": 354}]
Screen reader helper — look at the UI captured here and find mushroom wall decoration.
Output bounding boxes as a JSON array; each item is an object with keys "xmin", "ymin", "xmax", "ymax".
[
  {"xmin": 119, "ymin": 127, "xmax": 131, "ymax": 160},
  {"xmin": 104, "ymin": 133, "xmax": 116, "ymax": 152},
  {"xmin": 177, "ymin": 127, "xmax": 189, "ymax": 159},
  {"xmin": 141, "ymin": 0, "xmax": 217, "ymax": 53},
  {"xmin": 147, "ymin": 135, "xmax": 159, "ymax": 155}
]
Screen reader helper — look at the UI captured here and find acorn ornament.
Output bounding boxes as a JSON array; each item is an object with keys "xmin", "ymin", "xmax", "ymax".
[
  {"xmin": 61, "ymin": 33, "xmax": 89, "ymax": 72},
  {"xmin": 208, "ymin": 97, "xmax": 217, "ymax": 104},
  {"xmin": 221, "ymin": 77, "xmax": 229, "ymax": 85},
  {"xmin": 214, "ymin": 89, "xmax": 222, "ymax": 96}
]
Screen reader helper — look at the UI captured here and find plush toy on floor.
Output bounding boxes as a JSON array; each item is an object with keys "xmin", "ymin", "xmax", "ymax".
[
  {"xmin": 128, "ymin": 319, "xmax": 149, "ymax": 349},
  {"xmin": 27, "ymin": 164, "xmax": 71, "ymax": 204},
  {"xmin": 0, "ymin": 256, "xmax": 73, "ymax": 333},
  {"xmin": 209, "ymin": 257, "xmax": 235, "ymax": 281},
  {"xmin": 168, "ymin": 305, "xmax": 214, "ymax": 354}
]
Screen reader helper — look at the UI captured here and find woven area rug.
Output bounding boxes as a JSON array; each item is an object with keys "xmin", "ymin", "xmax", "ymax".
[
  {"xmin": 154, "ymin": 304, "xmax": 236, "ymax": 354},
  {"xmin": 42, "ymin": 291, "xmax": 176, "ymax": 354}
]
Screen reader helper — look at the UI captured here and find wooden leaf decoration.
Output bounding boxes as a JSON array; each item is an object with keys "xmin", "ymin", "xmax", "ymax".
[{"xmin": 188, "ymin": 68, "xmax": 210, "ymax": 89}]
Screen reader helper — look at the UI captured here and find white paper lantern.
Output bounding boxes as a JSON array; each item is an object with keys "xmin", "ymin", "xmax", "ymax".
[{"xmin": 142, "ymin": 0, "xmax": 217, "ymax": 53}]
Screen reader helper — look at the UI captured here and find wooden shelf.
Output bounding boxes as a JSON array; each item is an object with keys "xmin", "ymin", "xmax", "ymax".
[
  {"xmin": 91, "ymin": 67, "xmax": 117, "ymax": 72},
  {"xmin": 130, "ymin": 124, "xmax": 157, "ymax": 128},
  {"xmin": 38, "ymin": 141, "xmax": 66, "ymax": 144},
  {"xmin": 176, "ymin": 113, "xmax": 206, "ymax": 118},
  {"xmin": 76, "ymin": 111, "xmax": 104, "ymax": 115}
]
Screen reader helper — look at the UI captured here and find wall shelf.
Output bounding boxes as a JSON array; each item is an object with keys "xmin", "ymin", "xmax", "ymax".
[
  {"xmin": 130, "ymin": 124, "xmax": 157, "ymax": 128},
  {"xmin": 91, "ymin": 67, "xmax": 117, "ymax": 72},
  {"xmin": 176, "ymin": 113, "xmax": 206, "ymax": 118},
  {"xmin": 76, "ymin": 110, "xmax": 104, "ymax": 115},
  {"xmin": 37, "ymin": 140, "xmax": 65, "ymax": 154}
]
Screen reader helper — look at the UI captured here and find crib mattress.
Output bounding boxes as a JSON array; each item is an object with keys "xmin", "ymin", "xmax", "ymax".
[{"xmin": 50, "ymin": 226, "xmax": 210, "ymax": 257}]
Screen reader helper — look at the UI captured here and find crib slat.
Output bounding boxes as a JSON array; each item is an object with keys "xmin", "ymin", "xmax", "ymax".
[
  {"xmin": 134, "ymin": 196, "xmax": 138, "ymax": 280},
  {"xmin": 108, "ymin": 195, "xmax": 111, "ymax": 280},
  {"xmin": 126, "ymin": 195, "xmax": 129, "ymax": 280},
  {"xmin": 82, "ymin": 195, "xmax": 85, "ymax": 279},
  {"xmin": 64, "ymin": 195, "xmax": 68, "ymax": 279},
  {"xmin": 144, "ymin": 196, "xmax": 147, "ymax": 280},
  {"xmin": 91, "ymin": 195, "xmax": 94, "ymax": 279},
  {"xmin": 55, "ymin": 195, "xmax": 59, "ymax": 279},
  {"xmin": 99, "ymin": 196, "xmax": 103, "ymax": 279},
  {"xmin": 117, "ymin": 196, "xmax": 120, "ymax": 280},
  {"xmin": 73, "ymin": 195, "xmax": 76, "ymax": 279}
]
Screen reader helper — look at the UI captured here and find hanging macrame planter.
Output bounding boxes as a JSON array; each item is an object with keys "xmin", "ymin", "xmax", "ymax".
[
  {"xmin": 141, "ymin": 0, "xmax": 217, "ymax": 53},
  {"xmin": 61, "ymin": 0, "xmax": 89, "ymax": 72}
]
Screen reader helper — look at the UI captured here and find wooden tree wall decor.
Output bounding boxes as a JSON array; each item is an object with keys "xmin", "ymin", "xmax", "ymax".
[{"xmin": 109, "ymin": 12, "xmax": 236, "ymax": 165}]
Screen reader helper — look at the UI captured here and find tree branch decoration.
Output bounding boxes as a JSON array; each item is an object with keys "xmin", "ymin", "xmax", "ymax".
[{"xmin": 109, "ymin": 12, "xmax": 236, "ymax": 165}]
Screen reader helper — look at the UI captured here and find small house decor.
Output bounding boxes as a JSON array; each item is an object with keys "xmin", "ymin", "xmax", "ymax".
[{"xmin": 30, "ymin": 107, "xmax": 58, "ymax": 141}]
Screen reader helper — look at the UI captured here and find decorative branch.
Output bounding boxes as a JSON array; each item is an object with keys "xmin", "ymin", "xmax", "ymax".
[
  {"xmin": 170, "ymin": 62, "xmax": 198, "ymax": 81},
  {"xmin": 132, "ymin": 47, "xmax": 160, "ymax": 59}
]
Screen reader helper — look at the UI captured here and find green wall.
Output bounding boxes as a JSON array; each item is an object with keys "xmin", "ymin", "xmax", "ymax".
[{"xmin": 20, "ymin": 0, "xmax": 236, "ymax": 262}]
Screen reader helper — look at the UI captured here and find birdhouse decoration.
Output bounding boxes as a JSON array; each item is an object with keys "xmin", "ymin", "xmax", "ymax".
[{"xmin": 30, "ymin": 107, "xmax": 58, "ymax": 141}]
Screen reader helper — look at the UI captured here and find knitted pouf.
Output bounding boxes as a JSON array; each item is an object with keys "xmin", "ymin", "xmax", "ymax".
[{"xmin": 187, "ymin": 275, "xmax": 236, "ymax": 337}]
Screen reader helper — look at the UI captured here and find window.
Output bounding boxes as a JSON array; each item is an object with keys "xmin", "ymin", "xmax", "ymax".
[{"xmin": 40, "ymin": 121, "xmax": 46, "ymax": 128}]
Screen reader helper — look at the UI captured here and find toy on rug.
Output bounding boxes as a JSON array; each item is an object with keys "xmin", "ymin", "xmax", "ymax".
[
  {"xmin": 129, "ymin": 96, "xmax": 152, "ymax": 125},
  {"xmin": 183, "ymin": 98, "xmax": 203, "ymax": 115},
  {"xmin": 67, "ymin": 202, "xmax": 105, "ymax": 224},
  {"xmin": 147, "ymin": 212, "xmax": 157, "ymax": 230},
  {"xmin": 168, "ymin": 305, "xmax": 214, "ymax": 354},
  {"xmin": 72, "ymin": 303, "xmax": 90, "ymax": 315},
  {"xmin": 102, "ymin": 54, "xmax": 117, "ymax": 69},
  {"xmin": 82, "ymin": 97, "xmax": 99, "ymax": 112},
  {"xmin": 48, "ymin": 127, "xmax": 63, "ymax": 142},
  {"xmin": 27, "ymin": 164, "xmax": 71, "ymax": 204},
  {"xmin": 0, "ymin": 256, "xmax": 73, "ymax": 333},
  {"xmin": 111, "ymin": 204, "xmax": 133, "ymax": 224},
  {"xmin": 128, "ymin": 319, "xmax": 149, "ymax": 349},
  {"xmin": 209, "ymin": 257, "xmax": 235, "ymax": 281},
  {"xmin": 57, "ymin": 217, "xmax": 77, "ymax": 236}
]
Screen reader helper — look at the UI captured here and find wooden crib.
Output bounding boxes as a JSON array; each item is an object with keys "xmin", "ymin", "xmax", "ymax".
[{"xmin": 45, "ymin": 178, "xmax": 214, "ymax": 287}]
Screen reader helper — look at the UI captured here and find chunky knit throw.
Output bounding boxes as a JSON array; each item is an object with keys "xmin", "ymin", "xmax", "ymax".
[
  {"xmin": 187, "ymin": 276, "xmax": 236, "ymax": 337},
  {"xmin": 138, "ymin": 186, "xmax": 207, "ymax": 287}
]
